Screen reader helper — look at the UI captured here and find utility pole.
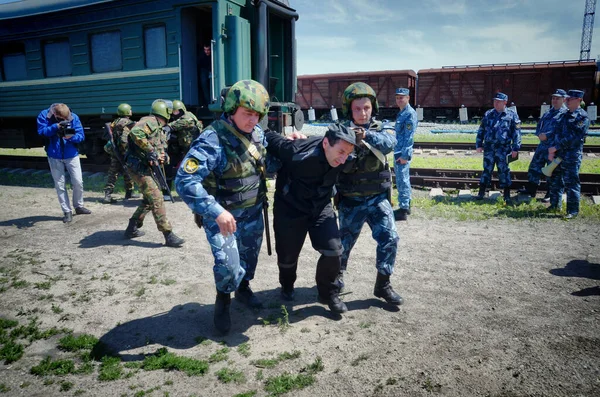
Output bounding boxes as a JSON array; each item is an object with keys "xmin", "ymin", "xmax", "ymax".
[{"xmin": 580, "ymin": 0, "xmax": 597, "ymax": 60}]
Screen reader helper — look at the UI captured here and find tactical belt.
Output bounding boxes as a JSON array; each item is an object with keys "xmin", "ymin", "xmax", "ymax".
[
  {"xmin": 218, "ymin": 174, "xmax": 261, "ymax": 190},
  {"xmin": 338, "ymin": 181, "xmax": 391, "ymax": 193},
  {"xmin": 339, "ymin": 169, "xmax": 391, "ymax": 183},
  {"xmin": 218, "ymin": 189, "xmax": 261, "ymax": 207}
]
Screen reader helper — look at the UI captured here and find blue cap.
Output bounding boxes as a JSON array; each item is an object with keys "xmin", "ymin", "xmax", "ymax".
[
  {"xmin": 566, "ymin": 90, "xmax": 584, "ymax": 99},
  {"xmin": 395, "ymin": 88, "xmax": 410, "ymax": 96},
  {"xmin": 493, "ymin": 92, "xmax": 508, "ymax": 101},
  {"xmin": 552, "ymin": 89, "xmax": 567, "ymax": 97}
]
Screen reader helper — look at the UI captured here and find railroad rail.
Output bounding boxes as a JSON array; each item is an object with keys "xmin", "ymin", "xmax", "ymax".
[
  {"xmin": 414, "ymin": 142, "xmax": 600, "ymax": 153},
  {"xmin": 2, "ymin": 155, "xmax": 600, "ymax": 194}
]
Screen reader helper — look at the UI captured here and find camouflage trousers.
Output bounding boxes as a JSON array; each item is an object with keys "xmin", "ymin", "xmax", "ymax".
[
  {"xmin": 394, "ymin": 161, "xmax": 411, "ymax": 209},
  {"xmin": 480, "ymin": 146, "xmax": 512, "ymax": 188},
  {"xmin": 203, "ymin": 203, "xmax": 264, "ymax": 294},
  {"xmin": 104, "ymin": 154, "xmax": 134, "ymax": 192},
  {"xmin": 527, "ymin": 142, "xmax": 551, "ymax": 185},
  {"xmin": 129, "ymin": 172, "xmax": 172, "ymax": 233},
  {"xmin": 548, "ymin": 154, "xmax": 582, "ymax": 215},
  {"xmin": 338, "ymin": 192, "xmax": 399, "ymax": 276}
]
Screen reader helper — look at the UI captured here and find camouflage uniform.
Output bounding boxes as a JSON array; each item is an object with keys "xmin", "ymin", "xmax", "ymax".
[
  {"xmin": 476, "ymin": 108, "xmax": 521, "ymax": 188},
  {"xmin": 165, "ymin": 110, "xmax": 203, "ymax": 188},
  {"xmin": 104, "ymin": 117, "xmax": 135, "ymax": 192},
  {"xmin": 175, "ymin": 117, "xmax": 267, "ymax": 293},
  {"xmin": 126, "ymin": 115, "xmax": 172, "ymax": 232},
  {"xmin": 337, "ymin": 119, "xmax": 398, "ymax": 276},
  {"xmin": 394, "ymin": 103, "xmax": 417, "ymax": 209},
  {"xmin": 548, "ymin": 107, "xmax": 589, "ymax": 215},
  {"xmin": 527, "ymin": 106, "xmax": 566, "ymax": 186}
]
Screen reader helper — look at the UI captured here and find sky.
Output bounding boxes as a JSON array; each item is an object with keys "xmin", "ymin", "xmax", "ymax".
[{"xmin": 292, "ymin": 0, "xmax": 600, "ymax": 75}]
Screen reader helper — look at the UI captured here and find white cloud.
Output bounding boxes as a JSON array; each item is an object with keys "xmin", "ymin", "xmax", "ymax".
[{"xmin": 425, "ymin": 0, "xmax": 467, "ymax": 15}]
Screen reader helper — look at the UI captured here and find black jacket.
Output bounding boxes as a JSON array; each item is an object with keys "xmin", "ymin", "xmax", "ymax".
[{"xmin": 266, "ymin": 132, "xmax": 341, "ymax": 217}]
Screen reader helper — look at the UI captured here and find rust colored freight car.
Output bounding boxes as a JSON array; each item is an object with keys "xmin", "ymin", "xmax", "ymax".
[
  {"xmin": 296, "ymin": 70, "xmax": 417, "ymax": 120},
  {"xmin": 416, "ymin": 60, "xmax": 598, "ymax": 122}
]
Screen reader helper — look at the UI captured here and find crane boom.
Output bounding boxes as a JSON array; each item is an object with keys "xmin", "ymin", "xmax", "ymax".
[{"xmin": 580, "ymin": 0, "xmax": 597, "ymax": 61}]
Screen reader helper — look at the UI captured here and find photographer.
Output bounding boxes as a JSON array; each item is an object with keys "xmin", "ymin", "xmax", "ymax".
[{"xmin": 37, "ymin": 103, "xmax": 91, "ymax": 223}]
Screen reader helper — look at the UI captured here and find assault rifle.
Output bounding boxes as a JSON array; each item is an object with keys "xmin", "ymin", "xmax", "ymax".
[{"xmin": 150, "ymin": 162, "xmax": 174, "ymax": 203}]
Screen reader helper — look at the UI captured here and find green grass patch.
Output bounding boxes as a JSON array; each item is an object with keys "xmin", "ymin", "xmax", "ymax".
[
  {"xmin": 0, "ymin": 318, "xmax": 18, "ymax": 329},
  {"xmin": 251, "ymin": 350, "xmax": 301, "ymax": 369},
  {"xmin": 0, "ymin": 384, "xmax": 10, "ymax": 393},
  {"xmin": 233, "ymin": 391, "xmax": 257, "ymax": 397},
  {"xmin": 0, "ymin": 340, "xmax": 24, "ymax": 364},
  {"xmin": 215, "ymin": 367, "xmax": 246, "ymax": 384},
  {"xmin": 9, "ymin": 317, "xmax": 68, "ymax": 342},
  {"xmin": 301, "ymin": 357, "xmax": 324, "ymax": 374},
  {"xmin": 264, "ymin": 372, "xmax": 315, "ymax": 396},
  {"xmin": 409, "ymin": 156, "xmax": 600, "ymax": 174},
  {"xmin": 208, "ymin": 347, "xmax": 230, "ymax": 363},
  {"xmin": 30, "ymin": 356, "xmax": 76, "ymax": 376},
  {"xmin": 237, "ymin": 342, "xmax": 251, "ymax": 358},
  {"xmin": 413, "ymin": 195, "xmax": 600, "ymax": 221},
  {"xmin": 414, "ymin": 132, "xmax": 600, "ymax": 146},
  {"xmin": 141, "ymin": 347, "xmax": 209, "ymax": 376},
  {"xmin": 58, "ymin": 334, "xmax": 99, "ymax": 352},
  {"xmin": 98, "ymin": 356, "xmax": 123, "ymax": 381}
]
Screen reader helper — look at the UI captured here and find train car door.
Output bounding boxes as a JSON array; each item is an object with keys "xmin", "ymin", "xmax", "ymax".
[{"xmin": 180, "ymin": 5, "xmax": 213, "ymax": 108}]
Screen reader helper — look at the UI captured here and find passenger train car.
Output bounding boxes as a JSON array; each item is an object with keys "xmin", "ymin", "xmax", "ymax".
[
  {"xmin": 0, "ymin": 0, "xmax": 301, "ymax": 162},
  {"xmin": 297, "ymin": 60, "xmax": 599, "ymax": 122}
]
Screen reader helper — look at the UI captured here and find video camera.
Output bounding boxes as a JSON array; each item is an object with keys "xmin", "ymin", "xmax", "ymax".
[{"xmin": 57, "ymin": 120, "xmax": 76, "ymax": 138}]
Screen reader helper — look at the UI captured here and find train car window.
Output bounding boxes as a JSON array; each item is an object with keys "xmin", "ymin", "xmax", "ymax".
[
  {"xmin": 90, "ymin": 31, "xmax": 122, "ymax": 73},
  {"xmin": 144, "ymin": 26, "xmax": 167, "ymax": 68},
  {"xmin": 43, "ymin": 40, "xmax": 72, "ymax": 77},
  {"xmin": 1, "ymin": 43, "xmax": 27, "ymax": 81}
]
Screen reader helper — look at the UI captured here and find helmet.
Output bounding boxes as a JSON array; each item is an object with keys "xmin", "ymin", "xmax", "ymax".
[
  {"xmin": 172, "ymin": 100, "xmax": 186, "ymax": 113},
  {"xmin": 151, "ymin": 99, "xmax": 173, "ymax": 120},
  {"xmin": 223, "ymin": 80, "xmax": 270, "ymax": 119},
  {"xmin": 341, "ymin": 82, "xmax": 379, "ymax": 117},
  {"xmin": 117, "ymin": 103, "xmax": 132, "ymax": 116}
]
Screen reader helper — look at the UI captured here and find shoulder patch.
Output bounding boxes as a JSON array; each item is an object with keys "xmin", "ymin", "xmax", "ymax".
[
  {"xmin": 406, "ymin": 123, "xmax": 413, "ymax": 131},
  {"xmin": 143, "ymin": 124, "xmax": 153, "ymax": 135},
  {"xmin": 183, "ymin": 158, "xmax": 199, "ymax": 173}
]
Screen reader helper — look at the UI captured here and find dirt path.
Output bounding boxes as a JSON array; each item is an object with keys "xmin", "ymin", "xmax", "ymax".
[{"xmin": 0, "ymin": 186, "xmax": 598, "ymax": 397}]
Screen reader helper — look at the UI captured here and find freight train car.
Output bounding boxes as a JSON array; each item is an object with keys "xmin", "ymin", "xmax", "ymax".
[
  {"xmin": 0, "ymin": 0, "xmax": 301, "ymax": 162},
  {"xmin": 417, "ymin": 60, "xmax": 598, "ymax": 122},
  {"xmin": 295, "ymin": 70, "xmax": 417, "ymax": 120}
]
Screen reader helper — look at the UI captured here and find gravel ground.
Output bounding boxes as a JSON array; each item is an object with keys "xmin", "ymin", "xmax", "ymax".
[{"xmin": 0, "ymin": 184, "xmax": 598, "ymax": 397}]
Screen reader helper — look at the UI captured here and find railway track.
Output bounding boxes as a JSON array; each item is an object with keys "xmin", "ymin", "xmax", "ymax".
[
  {"xmin": 414, "ymin": 142, "xmax": 600, "ymax": 153},
  {"xmin": 2, "ymin": 155, "xmax": 600, "ymax": 194}
]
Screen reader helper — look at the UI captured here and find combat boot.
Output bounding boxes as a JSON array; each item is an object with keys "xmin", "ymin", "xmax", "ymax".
[
  {"xmin": 518, "ymin": 182, "xmax": 537, "ymax": 198},
  {"xmin": 124, "ymin": 189, "xmax": 140, "ymax": 200},
  {"xmin": 503, "ymin": 187, "xmax": 511, "ymax": 203},
  {"xmin": 317, "ymin": 294, "xmax": 348, "ymax": 314},
  {"xmin": 541, "ymin": 190, "xmax": 551, "ymax": 203},
  {"xmin": 102, "ymin": 190, "xmax": 115, "ymax": 204},
  {"xmin": 475, "ymin": 184, "xmax": 487, "ymax": 200},
  {"xmin": 124, "ymin": 219, "xmax": 145, "ymax": 238},
  {"xmin": 214, "ymin": 291, "xmax": 231, "ymax": 334},
  {"xmin": 235, "ymin": 280, "xmax": 263, "ymax": 309},
  {"xmin": 163, "ymin": 231, "xmax": 184, "ymax": 247},
  {"xmin": 336, "ymin": 271, "xmax": 345, "ymax": 293},
  {"xmin": 373, "ymin": 273, "xmax": 403, "ymax": 305},
  {"xmin": 394, "ymin": 208, "xmax": 408, "ymax": 221}
]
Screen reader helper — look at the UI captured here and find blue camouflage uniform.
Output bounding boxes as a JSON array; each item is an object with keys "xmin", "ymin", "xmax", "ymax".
[
  {"xmin": 528, "ymin": 105, "xmax": 566, "ymax": 185},
  {"xmin": 175, "ymin": 116, "xmax": 267, "ymax": 293},
  {"xmin": 548, "ymin": 107, "xmax": 589, "ymax": 215},
  {"xmin": 394, "ymin": 104, "xmax": 417, "ymax": 209},
  {"xmin": 337, "ymin": 119, "xmax": 399, "ymax": 276},
  {"xmin": 476, "ymin": 107, "xmax": 521, "ymax": 188}
]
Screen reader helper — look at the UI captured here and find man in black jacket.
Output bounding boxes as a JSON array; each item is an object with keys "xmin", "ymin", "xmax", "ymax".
[{"xmin": 265, "ymin": 124, "xmax": 355, "ymax": 314}]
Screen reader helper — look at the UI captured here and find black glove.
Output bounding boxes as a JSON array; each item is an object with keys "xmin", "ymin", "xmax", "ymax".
[
  {"xmin": 146, "ymin": 151, "xmax": 159, "ymax": 164},
  {"xmin": 194, "ymin": 214, "xmax": 203, "ymax": 229}
]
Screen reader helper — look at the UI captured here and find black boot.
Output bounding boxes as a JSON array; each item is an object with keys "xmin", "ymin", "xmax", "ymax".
[
  {"xmin": 163, "ymin": 231, "xmax": 184, "ymax": 247},
  {"xmin": 102, "ymin": 190, "xmax": 115, "ymax": 204},
  {"xmin": 235, "ymin": 280, "xmax": 262, "ymax": 309},
  {"xmin": 503, "ymin": 187, "xmax": 511, "ymax": 203},
  {"xmin": 124, "ymin": 189, "xmax": 140, "ymax": 200},
  {"xmin": 336, "ymin": 271, "xmax": 345, "ymax": 293},
  {"xmin": 518, "ymin": 182, "xmax": 537, "ymax": 197},
  {"xmin": 374, "ymin": 273, "xmax": 403, "ymax": 305},
  {"xmin": 394, "ymin": 208, "xmax": 408, "ymax": 221},
  {"xmin": 279, "ymin": 263, "xmax": 297, "ymax": 301},
  {"xmin": 541, "ymin": 190, "xmax": 551, "ymax": 203},
  {"xmin": 317, "ymin": 293, "xmax": 348, "ymax": 313},
  {"xmin": 124, "ymin": 219, "xmax": 145, "ymax": 238},
  {"xmin": 475, "ymin": 184, "xmax": 487, "ymax": 200},
  {"xmin": 214, "ymin": 291, "xmax": 231, "ymax": 335}
]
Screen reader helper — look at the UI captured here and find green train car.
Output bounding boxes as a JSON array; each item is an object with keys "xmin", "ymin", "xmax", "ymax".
[{"xmin": 0, "ymin": 0, "xmax": 302, "ymax": 162}]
